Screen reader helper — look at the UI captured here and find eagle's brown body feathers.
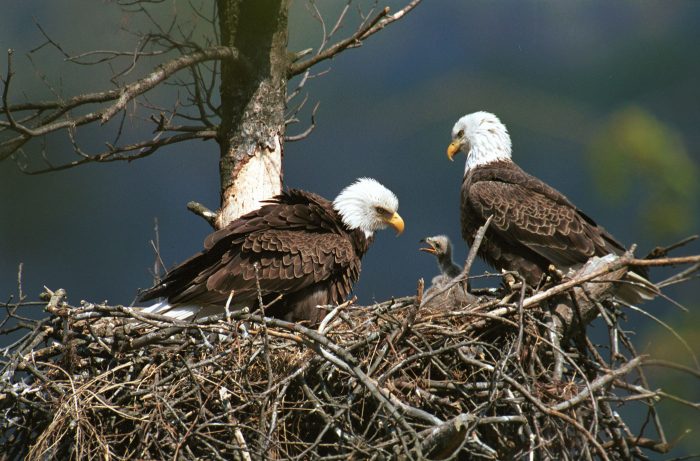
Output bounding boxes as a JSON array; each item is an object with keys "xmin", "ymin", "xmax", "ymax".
[
  {"xmin": 461, "ymin": 161, "xmax": 646, "ymax": 286},
  {"xmin": 139, "ymin": 190, "xmax": 370, "ymax": 324},
  {"xmin": 448, "ymin": 111, "xmax": 653, "ymax": 300}
]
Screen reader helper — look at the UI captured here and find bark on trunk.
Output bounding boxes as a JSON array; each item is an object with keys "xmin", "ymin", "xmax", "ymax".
[{"xmin": 216, "ymin": 0, "xmax": 289, "ymax": 229}]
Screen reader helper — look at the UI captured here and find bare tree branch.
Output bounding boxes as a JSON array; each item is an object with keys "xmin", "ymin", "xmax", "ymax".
[
  {"xmin": 1, "ymin": 46, "xmax": 239, "ymax": 172},
  {"xmin": 187, "ymin": 201, "xmax": 218, "ymax": 228},
  {"xmin": 99, "ymin": 46, "xmax": 240, "ymax": 124},
  {"xmin": 288, "ymin": 1, "xmax": 423, "ymax": 77},
  {"xmin": 22, "ymin": 129, "xmax": 216, "ymax": 174},
  {"xmin": 285, "ymin": 101, "xmax": 319, "ymax": 142},
  {"xmin": 1, "ymin": 46, "xmax": 238, "ymax": 152}
]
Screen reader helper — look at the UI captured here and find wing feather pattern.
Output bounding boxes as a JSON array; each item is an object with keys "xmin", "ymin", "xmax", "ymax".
[
  {"xmin": 462, "ymin": 161, "xmax": 628, "ymax": 285},
  {"xmin": 139, "ymin": 190, "xmax": 367, "ymax": 323}
]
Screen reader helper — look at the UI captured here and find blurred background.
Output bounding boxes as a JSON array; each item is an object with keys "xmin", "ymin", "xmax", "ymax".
[{"xmin": 1, "ymin": 1, "xmax": 699, "ymax": 456}]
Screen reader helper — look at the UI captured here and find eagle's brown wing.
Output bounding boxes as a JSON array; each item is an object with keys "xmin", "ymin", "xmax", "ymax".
[
  {"xmin": 466, "ymin": 180, "xmax": 621, "ymax": 268},
  {"xmin": 201, "ymin": 228, "xmax": 358, "ymax": 304},
  {"xmin": 139, "ymin": 190, "xmax": 361, "ymax": 312}
]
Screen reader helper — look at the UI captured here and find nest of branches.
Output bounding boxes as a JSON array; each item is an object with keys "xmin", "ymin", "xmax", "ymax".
[{"xmin": 1, "ymin": 245, "xmax": 699, "ymax": 461}]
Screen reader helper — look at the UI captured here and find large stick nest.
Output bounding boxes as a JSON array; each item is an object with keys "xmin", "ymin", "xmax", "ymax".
[{"xmin": 1, "ymin": 249, "xmax": 699, "ymax": 460}]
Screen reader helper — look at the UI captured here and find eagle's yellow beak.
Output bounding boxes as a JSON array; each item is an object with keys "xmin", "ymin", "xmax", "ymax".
[
  {"xmin": 386, "ymin": 212, "xmax": 405, "ymax": 236},
  {"xmin": 447, "ymin": 140, "xmax": 462, "ymax": 161}
]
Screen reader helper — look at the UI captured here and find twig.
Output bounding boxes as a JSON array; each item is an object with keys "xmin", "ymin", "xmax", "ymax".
[
  {"xmin": 101, "ymin": 46, "xmax": 241, "ymax": 124},
  {"xmin": 2, "ymin": 46, "xmax": 238, "ymax": 138},
  {"xmin": 463, "ymin": 216, "xmax": 493, "ymax": 280},
  {"xmin": 646, "ymin": 234, "xmax": 698, "ymax": 259},
  {"xmin": 551, "ymin": 356, "xmax": 645, "ymax": 411},
  {"xmin": 187, "ymin": 201, "xmax": 218, "ymax": 228},
  {"xmin": 288, "ymin": 7, "xmax": 390, "ymax": 77}
]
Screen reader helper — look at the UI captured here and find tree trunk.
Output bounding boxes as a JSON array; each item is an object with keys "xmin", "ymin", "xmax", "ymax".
[{"xmin": 216, "ymin": 0, "xmax": 289, "ymax": 229}]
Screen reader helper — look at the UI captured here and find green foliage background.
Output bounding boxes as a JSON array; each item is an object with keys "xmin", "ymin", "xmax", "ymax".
[{"xmin": 590, "ymin": 107, "xmax": 698, "ymax": 237}]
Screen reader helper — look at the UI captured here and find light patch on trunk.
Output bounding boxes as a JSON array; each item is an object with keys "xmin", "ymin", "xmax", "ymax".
[{"xmin": 217, "ymin": 134, "xmax": 283, "ymax": 228}]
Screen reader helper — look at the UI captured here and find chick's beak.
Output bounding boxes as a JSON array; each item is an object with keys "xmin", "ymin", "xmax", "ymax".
[
  {"xmin": 418, "ymin": 238, "xmax": 436, "ymax": 254},
  {"xmin": 447, "ymin": 139, "xmax": 463, "ymax": 161},
  {"xmin": 386, "ymin": 212, "xmax": 405, "ymax": 236}
]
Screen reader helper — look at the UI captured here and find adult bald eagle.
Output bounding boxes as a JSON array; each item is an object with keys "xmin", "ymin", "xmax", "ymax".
[
  {"xmin": 139, "ymin": 178, "xmax": 404, "ymax": 324},
  {"xmin": 447, "ymin": 111, "xmax": 654, "ymax": 302}
]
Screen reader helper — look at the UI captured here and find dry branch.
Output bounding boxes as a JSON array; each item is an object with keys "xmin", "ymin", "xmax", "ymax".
[
  {"xmin": 1, "ymin": 46, "xmax": 238, "ymax": 164},
  {"xmin": 1, "ymin": 250, "xmax": 698, "ymax": 460}
]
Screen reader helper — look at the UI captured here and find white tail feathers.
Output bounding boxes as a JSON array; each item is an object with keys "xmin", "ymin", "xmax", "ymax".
[
  {"xmin": 618, "ymin": 271, "xmax": 658, "ymax": 304},
  {"xmin": 585, "ymin": 254, "xmax": 658, "ymax": 305},
  {"xmin": 141, "ymin": 301, "xmax": 201, "ymax": 321},
  {"xmin": 139, "ymin": 302, "xmax": 235, "ymax": 322}
]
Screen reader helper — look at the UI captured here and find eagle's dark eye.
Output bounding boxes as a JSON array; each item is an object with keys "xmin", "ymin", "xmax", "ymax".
[
  {"xmin": 457, "ymin": 129, "xmax": 465, "ymax": 138},
  {"xmin": 375, "ymin": 206, "xmax": 390, "ymax": 216}
]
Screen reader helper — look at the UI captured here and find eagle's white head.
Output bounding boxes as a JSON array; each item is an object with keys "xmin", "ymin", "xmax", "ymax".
[
  {"xmin": 333, "ymin": 177, "xmax": 404, "ymax": 238},
  {"xmin": 447, "ymin": 111, "xmax": 512, "ymax": 173}
]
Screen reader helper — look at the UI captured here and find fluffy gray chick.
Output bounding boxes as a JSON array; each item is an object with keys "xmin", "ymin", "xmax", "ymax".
[{"xmin": 420, "ymin": 235, "xmax": 462, "ymax": 288}]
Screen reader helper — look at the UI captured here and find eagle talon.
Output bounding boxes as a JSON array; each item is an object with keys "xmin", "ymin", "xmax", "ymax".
[
  {"xmin": 502, "ymin": 273, "xmax": 519, "ymax": 292},
  {"xmin": 547, "ymin": 264, "xmax": 565, "ymax": 281}
]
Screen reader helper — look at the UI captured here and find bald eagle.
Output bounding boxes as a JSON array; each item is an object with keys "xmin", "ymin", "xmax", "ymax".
[
  {"xmin": 447, "ymin": 111, "xmax": 654, "ymax": 302},
  {"xmin": 139, "ymin": 178, "xmax": 404, "ymax": 324}
]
